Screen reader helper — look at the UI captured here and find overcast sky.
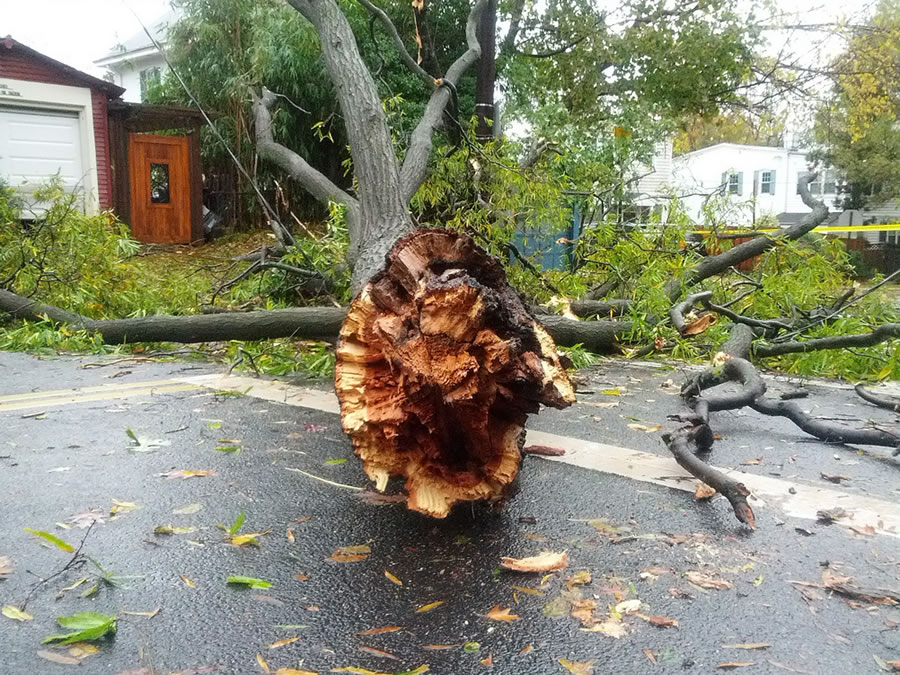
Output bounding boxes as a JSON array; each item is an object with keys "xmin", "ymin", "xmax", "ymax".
[{"xmin": 3, "ymin": 0, "xmax": 171, "ymax": 76}]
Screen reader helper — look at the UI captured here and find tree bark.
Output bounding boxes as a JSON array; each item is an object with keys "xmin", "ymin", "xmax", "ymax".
[
  {"xmin": 0, "ymin": 287, "xmax": 628, "ymax": 350},
  {"xmin": 474, "ymin": 0, "xmax": 497, "ymax": 143},
  {"xmin": 287, "ymin": 0, "xmax": 414, "ymax": 291}
]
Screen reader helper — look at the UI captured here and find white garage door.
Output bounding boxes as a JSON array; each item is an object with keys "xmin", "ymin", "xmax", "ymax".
[{"xmin": 0, "ymin": 106, "xmax": 84, "ymax": 210}]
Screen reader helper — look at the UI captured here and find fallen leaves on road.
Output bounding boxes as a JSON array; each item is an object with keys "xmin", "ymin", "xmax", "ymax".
[
  {"xmin": 179, "ymin": 574, "xmax": 196, "ymax": 587},
  {"xmin": 559, "ymin": 657, "xmax": 594, "ymax": 673},
  {"xmin": 332, "ymin": 667, "xmax": 428, "ymax": 674},
  {"xmin": 42, "ymin": 611, "xmax": 117, "ymax": 645},
  {"xmin": 723, "ymin": 643, "xmax": 771, "ymax": 650},
  {"xmin": 110, "ymin": 500, "xmax": 140, "ymax": 517},
  {"xmin": 685, "ymin": 571, "xmax": 732, "ymax": 590},
  {"xmin": 501, "ymin": 551, "xmax": 569, "ymax": 572},
  {"xmin": 415, "ymin": 600, "xmax": 445, "ymax": 613},
  {"xmin": 273, "ymin": 669, "xmax": 318, "ymax": 675},
  {"xmin": 875, "ymin": 655, "xmax": 900, "ymax": 672},
  {"xmin": 424, "ymin": 644, "xmax": 457, "ymax": 650},
  {"xmin": 25, "ymin": 528, "xmax": 74, "ymax": 553},
  {"xmin": 154, "ymin": 524, "xmax": 197, "ymax": 535},
  {"xmin": 717, "ymin": 663, "xmax": 754, "ymax": 670},
  {"xmin": 2, "ymin": 605, "xmax": 33, "ymax": 621},
  {"xmin": 266, "ymin": 636, "xmax": 301, "ymax": 649},
  {"xmin": 0, "ymin": 555, "xmax": 13, "ymax": 577},
  {"xmin": 226, "ymin": 575, "xmax": 272, "ymax": 589},
  {"xmin": 173, "ymin": 503, "xmax": 204, "ymax": 515},
  {"xmin": 159, "ymin": 469, "xmax": 214, "ymax": 479},
  {"xmin": 231, "ymin": 531, "xmax": 269, "ymax": 547},
  {"xmin": 384, "ymin": 570, "xmax": 403, "ymax": 586},
  {"xmin": 359, "ymin": 646, "xmax": 400, "ymax": 660},
  {"xmin": 512, "ymin": 584, "xmax": 544, "ymax": 596},
  {"xmin": 481, "ymin": 605, "xmax": 520, "ymax": 622},
  {"xmin": 121, "ymin": 608, "xmax": 160, "ymax": 619},
  {"xmin": 66, "ymin": 510, "xmax": 105, "ymax": 529},
  {"xmin": 641, "ymin": 614, "xmax": 679, "ymax": 628},
  {"xmin": 329, "ymin": 545, "xmax": 371, "ymax": 563},
  {"xmin": 627, "ymin": 423, "xmax": 662, "ymax": 433},
  {"xmin": 37, "ymin": 649, "xmax": 81, "ymax": 666},
  {"xmin": 570, "ymin": 598, "xmax": 597, "ymax": 626},
  {"xmin": 358, "ymin": 626, "xmax": 403, "ymax": 635}
]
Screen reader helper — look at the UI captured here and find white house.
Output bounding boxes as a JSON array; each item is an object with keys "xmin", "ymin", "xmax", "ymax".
[
  {"xmin": 671, "ymin": 141, "xmax": 844, "ymax": 227},
  {"xmin": 93, "ymin": 10, "xmax": 175, "ymax": 103}
]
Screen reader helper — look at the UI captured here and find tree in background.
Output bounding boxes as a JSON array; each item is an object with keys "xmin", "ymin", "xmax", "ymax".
[
  {"xmin": 814, "ymin": 0, "xmax": 900, "ymax": 208},
  {"xmin": 673, "ymin": 111, "xmax": 785, "ymax": 154}
]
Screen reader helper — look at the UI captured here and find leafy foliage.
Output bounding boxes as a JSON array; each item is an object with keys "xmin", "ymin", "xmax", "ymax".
[
  {"xmin": 814, "ymin": 0, "xmax": 900, "ymax": 205},
  {"xmin": 42, "ymin": 612, "xmax": 117, "ymax": 645}
]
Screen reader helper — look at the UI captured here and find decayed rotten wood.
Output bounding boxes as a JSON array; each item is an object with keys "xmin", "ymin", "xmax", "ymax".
[{"xmin": 334, "ymin": 229, "xmax": 575, "ymax": 517}]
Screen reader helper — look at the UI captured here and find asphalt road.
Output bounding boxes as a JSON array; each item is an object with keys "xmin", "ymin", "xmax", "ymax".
[{"xmin": 0, "ymin": 350, "xmax": 898, "ymax": 675}]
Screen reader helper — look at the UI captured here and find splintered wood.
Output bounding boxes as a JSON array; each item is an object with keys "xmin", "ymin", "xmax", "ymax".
[{"xmin": 335, "ymin": 229, "xmax": 575, "ymax": 517}]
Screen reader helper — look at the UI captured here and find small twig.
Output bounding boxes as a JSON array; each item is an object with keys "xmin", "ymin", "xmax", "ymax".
[
  {"xmin": 774, "ymin": 269, "xmax": 900, "ymax": 342},
  {"xmin": 21, "ymin": 521, "xmax": 95, "ymax": 610},
  {"xmin": 285, "ymin": 467, "xmax": 364, "ymax": 490}
]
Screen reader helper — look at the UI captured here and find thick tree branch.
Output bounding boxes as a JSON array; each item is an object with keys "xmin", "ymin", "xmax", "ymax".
[
  {"xmin": 252, "ymin": 88, "xmax": 361, "ymax": 238},
  {"xmin": 400, "ymin": 0, "xmax": 487, "ymax": 201},
  {"xmin": 754, "ymin": 324, "xmax": 900, "ymax": 357},
  {"xmin": 0, "ymin": 288, "xmax": 629, "ymax": 351},
  {"xmin": 663, "ymin": 431, "xmax": 756, "ymax": 529}
]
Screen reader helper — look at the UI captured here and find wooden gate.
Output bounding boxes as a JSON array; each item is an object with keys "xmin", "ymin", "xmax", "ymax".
[{"xmin": 128, "ymin": 133, "xmax": 192, "ymax": 243}]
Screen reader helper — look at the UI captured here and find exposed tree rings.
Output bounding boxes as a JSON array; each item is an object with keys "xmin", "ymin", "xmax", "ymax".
[{"xmin": 334, "ymin": 229, "xmax": 574, "ymax": 517}]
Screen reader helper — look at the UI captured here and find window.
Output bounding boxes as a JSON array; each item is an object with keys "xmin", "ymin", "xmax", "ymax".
[
  {"xmin": 802, "ymin": 168, "xmax": 838, "ymax": 196},
  {"xmin": 721, "ymin": 171, "xmax": 743, "ymax": 195},
  {"xmin": 150, "ymin": 163, "xmax": 170, "ymax": 203},
  {"xmin": 139, "ymin": 66, "xmax": 161, "ymax": 102},
  {"xmin": 759, "ymin": 170, "xmax": 775, "ymax": 194}
]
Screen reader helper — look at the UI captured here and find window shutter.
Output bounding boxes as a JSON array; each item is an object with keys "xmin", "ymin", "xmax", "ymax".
[
  {"xmin": 737, "ymin": 172, "xmax": 743, "ymax": 195},
  {"xmin": 769, "ymin": 170, "xmax": 776, "ymax": 195}
]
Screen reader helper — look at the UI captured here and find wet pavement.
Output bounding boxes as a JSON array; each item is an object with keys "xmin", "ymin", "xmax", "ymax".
[{"xmin": 0, "ymin": 350, "xmax": 898, "ymax": 675}]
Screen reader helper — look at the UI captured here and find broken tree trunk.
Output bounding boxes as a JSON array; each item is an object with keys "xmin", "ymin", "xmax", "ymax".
[{"xmin": 334, "ymin": 229, "xmax": 575, "ymax": 517}]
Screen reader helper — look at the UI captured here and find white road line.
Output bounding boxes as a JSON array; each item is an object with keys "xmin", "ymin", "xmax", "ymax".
[{"xmin": 182, "ymin": 374, "xmax": 900, "ymax": 538}]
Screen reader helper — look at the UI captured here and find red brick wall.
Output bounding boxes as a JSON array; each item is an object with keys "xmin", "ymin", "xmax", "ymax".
[{"xmin": 1, "ymin": 48, "xmax": 113, "ymax": 209}]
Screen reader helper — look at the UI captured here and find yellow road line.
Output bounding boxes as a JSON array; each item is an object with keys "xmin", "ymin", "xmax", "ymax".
[
  {"xmin": 0, "ymin": 377, "xmax": 187, "ymax": 403},
  {"xmin": 694, "ymin": 223, "xmax": 900, "ymax": 234},
  {"xmin": 0, "ymin": 382, "xmax": 201, "ymax": 411}
]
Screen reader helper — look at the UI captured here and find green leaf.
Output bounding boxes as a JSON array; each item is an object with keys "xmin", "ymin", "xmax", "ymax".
[
  {"xmin": 125, "ymin": 427, "xmax": 140, "ymax": 445},
  {"xmin": 215, "ymin": 445, "xmax": 241, "ymax": 453},
  {"xmin": 25, "ymin": 528, "xmax": 74, "ymax": 552},
  {"xmin": 228, "ymin": 511, "xmax": 246, "ymax": 536},
  {"xmin": 227, "ymin": 575, "xmax": 272, "ymax": 589},
  {"xmin": 325, "ymin": 458, "xmax": 347, "ymax": 465},
  {"xmin": 42, "ymin": 611, "xmax": 116, "ymax": 644}
]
